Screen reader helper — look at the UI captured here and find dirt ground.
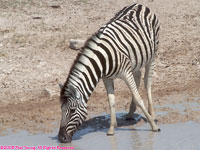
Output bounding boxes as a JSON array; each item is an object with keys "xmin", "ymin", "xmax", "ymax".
[{"xmin": 0, "ymin": 0, "xmax": 200, "ymax": 134}]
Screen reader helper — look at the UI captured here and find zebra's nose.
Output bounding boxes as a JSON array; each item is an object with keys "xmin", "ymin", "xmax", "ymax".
[{"xmin": 58, "ymin": 127, "xmax": 71, "ymax": 143}]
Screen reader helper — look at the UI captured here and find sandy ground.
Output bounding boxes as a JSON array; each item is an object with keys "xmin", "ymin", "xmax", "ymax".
[{"xmin": 0, "ymin": 0, "xmax": 200, "ymax": 134}]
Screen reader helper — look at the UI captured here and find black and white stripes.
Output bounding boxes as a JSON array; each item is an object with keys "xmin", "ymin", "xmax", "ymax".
[
  {"xmin": 59, "ymin": 3, "xmax": 160, "ymax": 143},
  {"xmin": 66, "ymin": 3, "xmax": 159, "ymax": 100}
]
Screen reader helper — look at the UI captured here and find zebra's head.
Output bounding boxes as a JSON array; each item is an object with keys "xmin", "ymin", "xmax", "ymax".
[{"xmin": 58, "ymin": 84, "xmax": 87, "ymax": 143}]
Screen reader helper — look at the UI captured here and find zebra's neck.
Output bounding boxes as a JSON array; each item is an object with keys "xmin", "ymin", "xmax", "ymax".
[{"xmin": 66, "ymin": 44, "xmax": 104, "ymax": 103}]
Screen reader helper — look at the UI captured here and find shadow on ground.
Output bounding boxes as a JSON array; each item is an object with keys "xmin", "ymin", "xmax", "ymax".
[
  {"xmin": 72, "ymin": 112, "xmax": 148, "ymax": 141},
  {"xmin": 50, "ymin": 112, "xmax": 148, "ymax": 143}
]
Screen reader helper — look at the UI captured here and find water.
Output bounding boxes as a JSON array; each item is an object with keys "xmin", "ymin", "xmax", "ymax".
[
  {"xmin": 0, "ymin": 114, "xmax": 200, "ymax": 150},
  {"xmin": 1, "ymin": 100, "xmax": 200, "ymax": 150},
  {"xmin": 71, "ymin": 122, "xmax": 200, "ymax": 150}
]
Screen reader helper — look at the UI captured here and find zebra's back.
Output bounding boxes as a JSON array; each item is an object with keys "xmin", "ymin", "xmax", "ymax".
[
  {"xmin": 83, "ymin": 3, "xmax": 159, "ymax": 78},
  {"xmin": 67, "ymin": 3, "xmax": 159, "ymax": 99}
]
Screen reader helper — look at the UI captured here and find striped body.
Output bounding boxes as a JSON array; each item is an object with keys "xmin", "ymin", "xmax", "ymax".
[
  {"xmin": 66, "ymin": 3, "xmax": 159, "ymax": 101},
  {"xmin": 59, "ymin": 3, "xmax": 160, "ymax": 143}
]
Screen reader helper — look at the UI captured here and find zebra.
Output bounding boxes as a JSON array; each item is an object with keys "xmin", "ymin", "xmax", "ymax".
[{"xmin": 58, "ymin": 3, "xmax": 160, "ymax": 143}]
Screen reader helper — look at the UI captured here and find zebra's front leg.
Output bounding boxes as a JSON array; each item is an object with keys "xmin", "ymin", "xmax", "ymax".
[
  {"xmin": 103, "ymin": 79, "xmax": 117, "ymax": 135},
  {"xmin": 126, "ymin": 71, "xmax": 141, "ymax": 120}
]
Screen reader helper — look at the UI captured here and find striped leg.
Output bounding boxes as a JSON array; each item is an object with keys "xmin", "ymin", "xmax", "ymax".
[
  {"xmin": 126, "ymin": 70, "xmax": 141, "ymax": 120},
  {"xmin": 103, "ymin": 79, "xmax": 117, "ymax": 135},
  {"xmin": 144, "ymin": 59, "xmax": 156, "ymax": 120},
  {"xmin": 123, "ymin": 72, "xmax": 160, "ymax": 132}
]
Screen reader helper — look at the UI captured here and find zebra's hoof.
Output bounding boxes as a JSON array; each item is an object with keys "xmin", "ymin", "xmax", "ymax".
[
  {"xmin": 107, "ymin": 132, "xmax": 114, "ymax": 136},
  {"xmin": 107, "ymin": 130, "xmax": 115, "ymax": 136},
  {"xmin": 153, "ymin": 128, "xmax": 161, "ymax": 132}
]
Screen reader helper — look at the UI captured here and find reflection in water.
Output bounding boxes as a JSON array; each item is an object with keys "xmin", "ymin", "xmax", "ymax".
[
  {"xmin": 1, "ymin": 111, "xmax": 200, "ymax": 150},
  {"xmin": 132, "ymin": 129, "xmax": 142, "ymax": 150},
  {"xmin": 46, "ymin": 111, "xmax": 200, "ymax": 150},
  {"xmin": 63, "ymin": 112, "xmax": 145, "ymax": 150},
  {"xmin": 109, "ymin": 135, "xmax": 117, "ymax": 150},
  {"xmin": 127, "ymin": 126, "xmax": 155, "ymax": 150},
  {"xmin": 147, "ymin": 132, "xmax": 155, "ymax": 150},
  {"xmin": 58, "ymin": 143, "xmax": 74, "ymax": 149},
  {"xmin": 102, "ymin": 123, "xmax": 156, "ymax": 150}
]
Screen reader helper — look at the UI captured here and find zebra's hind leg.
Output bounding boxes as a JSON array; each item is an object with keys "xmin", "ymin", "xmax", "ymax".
[
  {"xmin": 126, "ymin": 70, "xmax": 141, "ymax": 120},
  {"xmin": 144, "ymin": 59, "xmax": 156, "ymax": 121},
  {"xmin": 103, "ymin": 79, "xmax": 117, "ymax": 135},
  {"xmin": 123, "ymin": 72, "xmax": 160, "ymax": 132}
]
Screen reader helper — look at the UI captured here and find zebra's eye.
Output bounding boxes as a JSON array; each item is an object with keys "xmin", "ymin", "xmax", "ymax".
[{"xmin": 70, "ymin": 108, "xmax": 76, "ymax": 114}]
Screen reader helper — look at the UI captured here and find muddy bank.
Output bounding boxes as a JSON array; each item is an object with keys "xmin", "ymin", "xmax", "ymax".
[{"xmin": 0, "ymin": 94, "xmax": 199, "ymax": 136}]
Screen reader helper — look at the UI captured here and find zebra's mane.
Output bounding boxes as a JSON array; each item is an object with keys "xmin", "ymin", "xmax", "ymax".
[
  {"xmin": 67, "ymin": 26, "xmax": 105, "ymax": 77},
  {"xmin": 60, "ymin": 31, "xmax": 100, "ymax": 104}
]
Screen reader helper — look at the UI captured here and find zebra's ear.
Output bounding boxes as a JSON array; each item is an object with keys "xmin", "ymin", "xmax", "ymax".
[
  {"xmin": 67, "ymin": 84, "xmax": 81, "ymax": 100},
  {"xmin": 58, "ymin": 83, "xmax": 64, "ymax": 90}
]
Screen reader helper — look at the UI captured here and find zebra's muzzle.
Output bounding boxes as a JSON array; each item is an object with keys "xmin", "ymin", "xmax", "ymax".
[{"xmin": 58, "ymin": 127, "xmax": 72, "ymax": 143}]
